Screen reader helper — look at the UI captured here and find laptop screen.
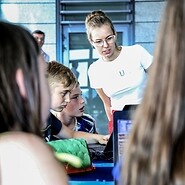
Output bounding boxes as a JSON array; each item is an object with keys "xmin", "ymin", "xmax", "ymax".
[{"xmin": 113, "ymin": 104, "xmax": 138, "ymax": 164}]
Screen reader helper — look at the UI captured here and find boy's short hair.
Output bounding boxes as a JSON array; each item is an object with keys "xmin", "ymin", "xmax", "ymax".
[{"xmin": 47, "ymin": 61, "xmax": 77, "ymax": 90}]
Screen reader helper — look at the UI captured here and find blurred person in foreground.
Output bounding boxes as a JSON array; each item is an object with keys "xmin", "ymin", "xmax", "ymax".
[
  {"xmin": 0, "ymin": 21, "xmax": 68, "ymax": 184},
  {"xmin": 119, "ymin": 0, "xmax": 185, "ymax": 185}
]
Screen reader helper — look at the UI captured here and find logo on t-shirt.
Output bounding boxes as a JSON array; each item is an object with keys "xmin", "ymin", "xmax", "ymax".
[{"xmin": 119, "ymin": 70, "xmax": 125, "ymax": 76}]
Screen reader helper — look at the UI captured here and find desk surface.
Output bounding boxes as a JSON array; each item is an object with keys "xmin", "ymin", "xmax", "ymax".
[{"xmin": 69, "ymin": 162, "xmax": 114, "ymax": 185}]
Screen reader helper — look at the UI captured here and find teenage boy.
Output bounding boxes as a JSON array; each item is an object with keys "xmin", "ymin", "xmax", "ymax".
[
  {"xmin": 52, "ymin": 81, "xmax": 98, "ymax": 133},
  {"xmin": 42, "ymin": 61, "xmax": 109, "ymax": 144}
]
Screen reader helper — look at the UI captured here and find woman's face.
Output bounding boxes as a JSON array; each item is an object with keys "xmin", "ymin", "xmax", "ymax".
[
  {"xmin": 62, "ymin": 85, "xmax": 85, "ymax": 117},
  {"xmin": 90, "ymin": 24, "xmax": 116, "ymax": 61},
  {"xmin": 38, "ymin": 56, "xmax": 51, "ymax": 123}
]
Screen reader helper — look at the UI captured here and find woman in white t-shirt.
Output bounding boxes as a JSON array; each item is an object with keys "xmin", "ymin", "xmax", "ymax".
[{"xmin": 85, "ymin": 10, "xmax": 153, "ymax": 133}]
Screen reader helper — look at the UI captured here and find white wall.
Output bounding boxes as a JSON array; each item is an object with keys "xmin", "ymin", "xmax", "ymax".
[
  {"xmin": 0, "ymin": 0, "xmax": 166, "ymax": 57},
  {"xmin": 1, "ymin": 0, "xmax": 56, "ymax": 61},
  {"xmin": 135, "ymin": 0, "xmax": 166, "ymax": 54}
]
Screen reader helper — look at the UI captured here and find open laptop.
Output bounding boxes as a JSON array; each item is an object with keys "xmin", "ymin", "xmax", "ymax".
[
  {"xmin": 88, "ymin": 133, "xmax": 113, "ymax": 161},
  {"xmin": 113, "ymin": 104, "xmax": 138, "ymax": 164}
]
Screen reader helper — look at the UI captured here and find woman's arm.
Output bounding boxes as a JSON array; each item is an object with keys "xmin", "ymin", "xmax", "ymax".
[{"xmin": 96, "ymin": 88, "xmax": 112, "ymax": 121}]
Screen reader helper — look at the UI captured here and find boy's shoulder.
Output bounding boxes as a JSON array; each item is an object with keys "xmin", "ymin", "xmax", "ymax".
[{"xmin": 77, "ymin": 113, "xmax": 95, "ymax": 123}]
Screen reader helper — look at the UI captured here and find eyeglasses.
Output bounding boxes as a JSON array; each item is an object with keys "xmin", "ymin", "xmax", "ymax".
[{"xmin": 92, "ymin": 35, "xmax": 116, "ymax": 47}]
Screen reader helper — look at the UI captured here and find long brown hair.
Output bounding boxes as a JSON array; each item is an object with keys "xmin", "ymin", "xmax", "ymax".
[
  {"xmin": 0, "ymin": 21, "xmax": 42, "ymax": 136},
  {"xmin": 121, "ymin": 0, "xmax": 185, "ymax": 184}
]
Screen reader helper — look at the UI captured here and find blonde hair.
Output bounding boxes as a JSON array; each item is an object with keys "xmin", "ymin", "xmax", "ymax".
[
  {"xmin": 47, "ymin": 61, "xmax": 77, "ymax": 90},
  {"xmin": 0, "ymin": 21, "xmax": 42, "ymax": 136},
  {"xmin": 85, "ymin": 10, "xmax": 116, "ymax": 42}
]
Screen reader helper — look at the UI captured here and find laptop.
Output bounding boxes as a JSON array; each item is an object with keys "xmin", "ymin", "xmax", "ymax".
[
  {"xmin": 88, "ymin": 133, "xmax": 113, "ymax": 161},
  {"xmin": 113, "ymin": 104, "xmax": 138, "ymax": 164}
]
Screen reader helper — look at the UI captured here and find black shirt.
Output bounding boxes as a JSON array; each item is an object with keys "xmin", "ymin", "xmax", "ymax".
[{"xmin": 42, "ymin": 113, "xmax": 62, "ymax": 142}]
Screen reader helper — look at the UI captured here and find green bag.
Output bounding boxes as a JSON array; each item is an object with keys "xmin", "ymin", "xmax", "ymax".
[{"xmin": 47, "ymin": 138, "xmax": 92, "ymax": 169}]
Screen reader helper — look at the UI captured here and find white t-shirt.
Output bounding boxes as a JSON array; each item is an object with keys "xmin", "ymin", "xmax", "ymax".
[{"xmin": 88, "ymin": 44, "xmax": 153, "ymax": 110}]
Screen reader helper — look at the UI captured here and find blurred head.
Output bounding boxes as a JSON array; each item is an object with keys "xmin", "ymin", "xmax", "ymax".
[
  {"xmin": 62, "ymin": 82, "xmax": 85, "ymax": 117},
  {"xmin": 32, "ymin": 30, "xmax": 45, "ymax": 48},
  {"xmin": 0, "ymin": 21, "xmax": 50, "ymax": 136},
  {"xmin": 47, "ymin": 61, "xmax": 77, "ymax": 112},
  {"xmin": 85, "ymin": 10, "xmax": 117, "ymax": 60},
  {"xmin": 122, "ymin": 0, "xmax": 185, "ymax": 184}
]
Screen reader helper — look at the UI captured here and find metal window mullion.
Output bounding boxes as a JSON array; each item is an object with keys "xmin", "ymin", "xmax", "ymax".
[
  {"xmin": 60, "ymin": 20, "xmax": 132, "ymax": 25},
  {"xmin": 60, "ymin": 0, "xmax": 132, "ymax": 4}
]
